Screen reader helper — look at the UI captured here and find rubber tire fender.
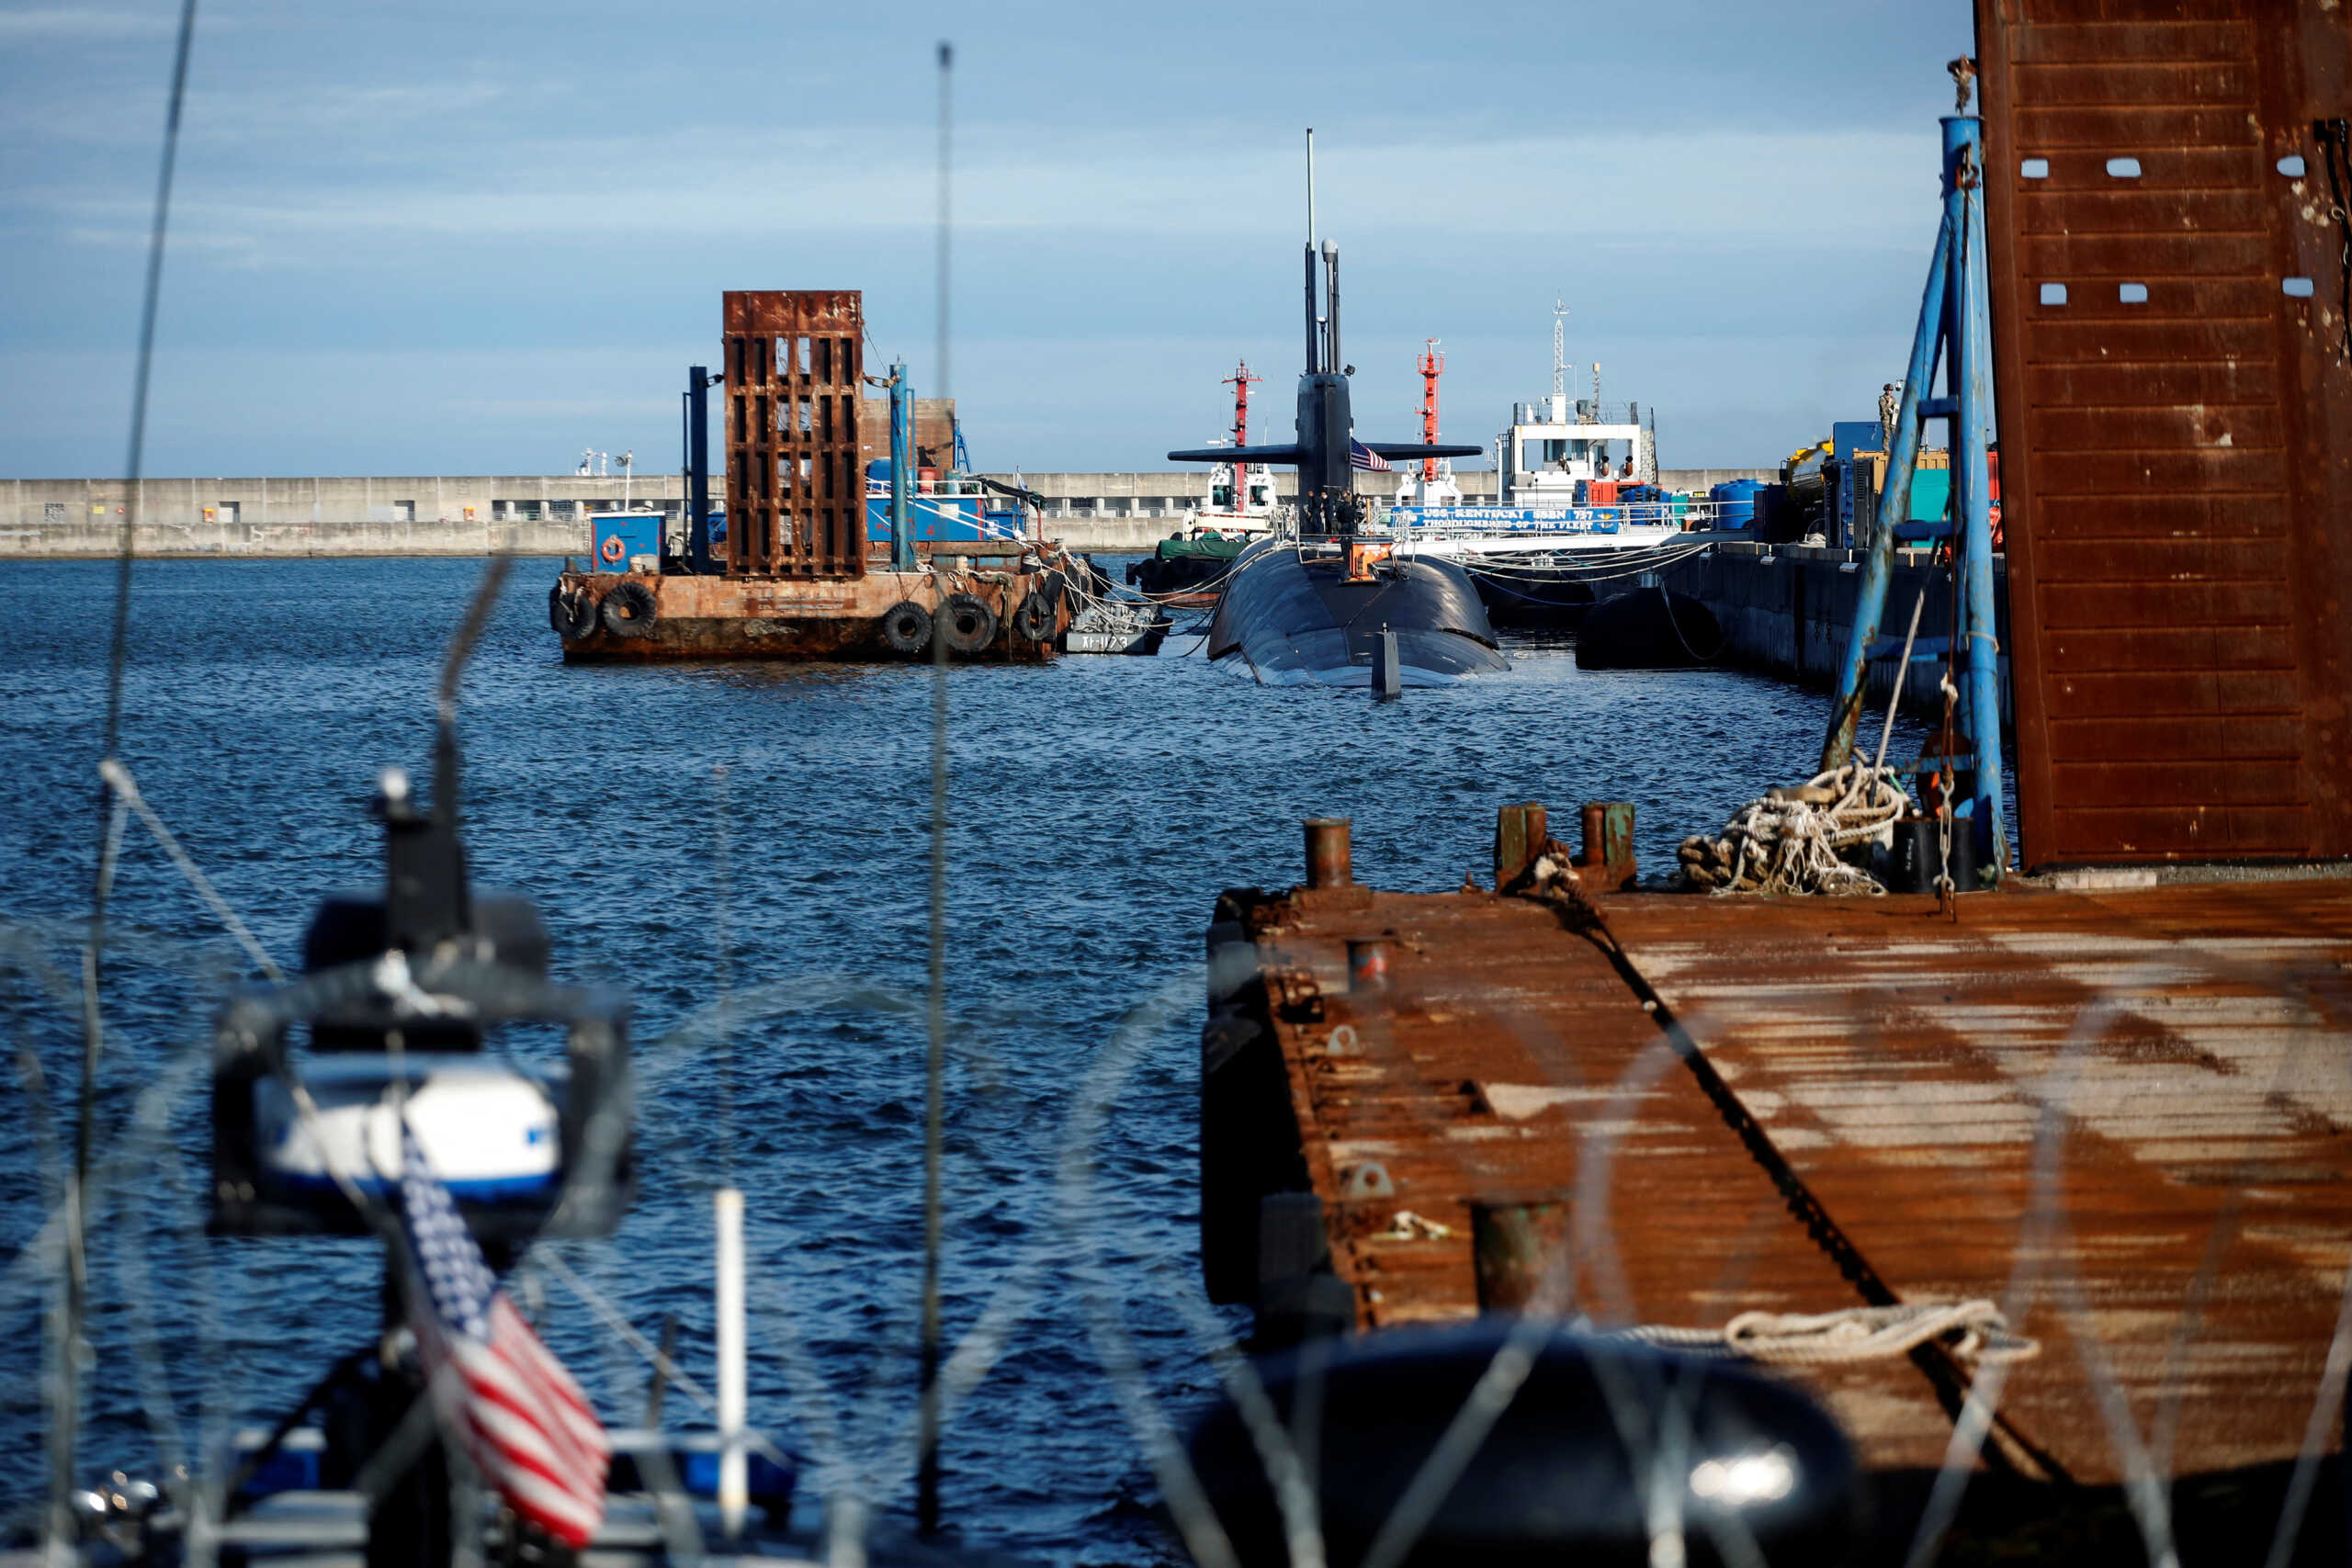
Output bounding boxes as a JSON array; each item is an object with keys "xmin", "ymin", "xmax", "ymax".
[
  {"xmin": 941, "ymin": 592, "xmax": 999, "ymax": 655},
  {"xmin": 548, "ymin": 584, "xmax": 597, "ymax": 638},
  {"xmin": 880, "ymin": 600, "xmax": 933, "ymax": 656},
  {"xmin": 600, "ymin": 579, "xmax": 658, "ymax": 638},
  {"xmin": 1012, "ymin": 592, "xmax": 1054, "ymax": 642}
]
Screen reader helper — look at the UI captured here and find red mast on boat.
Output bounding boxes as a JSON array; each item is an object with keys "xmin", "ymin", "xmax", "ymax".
[
  {"xmin": 1417, "ymin": 339, "xmax": 1445, "ymax": 480},
  {"xmin": 1224, "ymin": 360, "xmax": 1261, "ymax": 447}
]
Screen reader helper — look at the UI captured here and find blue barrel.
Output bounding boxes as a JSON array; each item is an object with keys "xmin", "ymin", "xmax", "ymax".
[{"xmin": 1710, "ymin": 479, "xmax": 1763, "ymax": 530}]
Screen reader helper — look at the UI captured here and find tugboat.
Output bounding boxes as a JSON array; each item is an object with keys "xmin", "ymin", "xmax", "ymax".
[
  {"xmin": 1168, "ymin": 134, "xmax": 1507, "ymax": 690},
  {"xmin": 1394, "ymin": 310, "xmax": 1704, "ymax": 627},
  {"xmin": 1129, "ymin": 363, "xmax": 1284, "ymax": 604}
]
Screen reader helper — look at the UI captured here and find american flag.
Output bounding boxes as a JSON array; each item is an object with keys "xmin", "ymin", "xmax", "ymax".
[
  {"xmin": 1348, "ymin": 437, "xmax": 1393, "ymax": 472},
  {"xmin": 395, "ymin": 1127, "xmax": 610, "ymax": 1548}
]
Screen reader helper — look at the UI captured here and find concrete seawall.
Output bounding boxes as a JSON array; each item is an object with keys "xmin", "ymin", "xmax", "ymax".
[
  {"xmin": 1662, "ymin": 540, "xmax": 2012, "ymax": 724},
  {"xmin": 2, "ymin": 470, "xmax": 1776, "ymax": 560}
]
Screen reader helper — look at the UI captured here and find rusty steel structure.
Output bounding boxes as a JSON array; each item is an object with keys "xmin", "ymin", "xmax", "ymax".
[
  {"xmin": 1204, "ymin": 811, "xmax": 2352, "ymax": 1500},
  {"xmin": 723, "ymin": 290, "xmax": 865, "ymax": 578},
  {"xmin": 1979, "ymin": 0, "xmax": 2352, "ymax": 865}
]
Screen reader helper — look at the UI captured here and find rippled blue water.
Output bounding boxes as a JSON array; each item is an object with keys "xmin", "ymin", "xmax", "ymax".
[{"xmin": 0, "ymin": 556, "xmax": 1943, "ymax": 1561}]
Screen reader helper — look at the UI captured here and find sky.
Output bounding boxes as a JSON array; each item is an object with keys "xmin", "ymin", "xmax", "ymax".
[{"xmin": 0, "ymin": 0, "xmax": 1976, "ymax": 479}]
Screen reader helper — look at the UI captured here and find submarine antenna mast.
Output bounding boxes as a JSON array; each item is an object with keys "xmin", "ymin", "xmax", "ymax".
[
  {"xmin": 1323, "ymin": 239, "xmax": 1341, "ymax": 378},
  {"xmin": 1303, "ymin": 129, "xmax": 1319, "ymax": 373}
]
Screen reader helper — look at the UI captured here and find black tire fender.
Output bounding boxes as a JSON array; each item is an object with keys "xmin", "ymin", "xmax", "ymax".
[
  {"xmin": 941, "ymin": 592, "xmax": 999, "ymax": 655},
  {"xmin": 600, "ymin": 579, "xmax": 658, "ymax": 638},
  {"xmin": 548, "ymin": 584, "xmax": 597, "ymax": 638},
  {"xmin": 1012, "ymin": 592, "xmax": 1054, "ymax": 642},
  {"xmin": 880, "ymin": 601, "xmax": 933, "ymax": 655}
]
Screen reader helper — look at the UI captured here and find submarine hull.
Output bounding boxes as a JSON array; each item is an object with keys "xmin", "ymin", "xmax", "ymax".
[{"xmin": 1207, "ymin": 541, "xmax": 1511, "ymax": 687}]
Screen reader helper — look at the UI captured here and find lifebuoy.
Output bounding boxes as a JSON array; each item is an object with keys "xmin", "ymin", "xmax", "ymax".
[
  {"xmin": 941, "ymin": 592, "xmax": 999, "ymax": 655},
  {"xmin": 880, "ymin": 601, "xmax": 933, "ymax": 655},
  {"xmin": 599, "ymin": 535, "xmax": 625, "ymax": 566},
  {"xmin": 1012, "ymin": 592, "xmax": 1053, "ymax": 642},
  {"xmin": 548, "ymin": 583, "xmax": 597, "ymax": 638},
  {"xmin": 600, "ymin": 579, "xmax": 657, "ymax": 637}
]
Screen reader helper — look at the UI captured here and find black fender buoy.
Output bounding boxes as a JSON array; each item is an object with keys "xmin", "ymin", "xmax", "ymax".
[
  {"xmin": 1012, "ymin": 592, "xmax": 1054, "ymax": 642},
  {"xmin": 941, "ymin": 592, "xmax": 998, "ymax": 654},
  {"xmin": 1189, "ymin": 1320, "xmax": 1860, "ymax": 1567},
  {"xmin": 599, "ymin": 579, "xmax": 658, "ymax": 638},
  {"xmin": 548, "ymin": 584, "xmax": 597, "ymax": 638},
  {"xmin": 880, "ymin": 601, "xmax": 933, "ymax": 655}
]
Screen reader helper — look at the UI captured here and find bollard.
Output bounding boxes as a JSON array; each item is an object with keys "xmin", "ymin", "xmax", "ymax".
[
  {"xmin": 1494, "ymin": 802, "xmax": 1547, "ymax": 891},
  {"xmin": 1304, "ymin": 818, "xmax": 1353, "ymax": 888},
  {"xmin": 1574, "ymin": 802, "xmax": 1638, "ymax": 890},
  {"xmin": 1470, "ymin": 1194, "xmax": 1571, "ymax": 1314},
  {"xmin": 1347, "ymin": 937, "xmax": 1391, "ymax": 991}
]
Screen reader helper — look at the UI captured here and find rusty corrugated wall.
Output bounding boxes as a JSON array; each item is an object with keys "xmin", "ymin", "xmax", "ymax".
[
  {"xmin": 722, "ymin": 290, "xmax": 865, "ymax": 578},
  {"xmin": 1978, "ymin": 0, "xmax": 2352, "ymax": 866}
]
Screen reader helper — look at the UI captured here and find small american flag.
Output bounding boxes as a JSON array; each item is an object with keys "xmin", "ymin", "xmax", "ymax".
[
  {"xmin": 1348, "ymin": 437, "xmax": 1392, "ymax": 472},
  {"xmin": 396, "ymin": 1127, "xmax": 610, "ymax": 1548}
]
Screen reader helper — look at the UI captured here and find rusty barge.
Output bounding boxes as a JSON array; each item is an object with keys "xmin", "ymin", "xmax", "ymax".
[
  {"xmin": 1187, "ymin": 3, "xmax": 2352, "ymax": 1558},
  {"xmin": 552, "ymin": 289, "xmax": 1076, "ymax": 663}
]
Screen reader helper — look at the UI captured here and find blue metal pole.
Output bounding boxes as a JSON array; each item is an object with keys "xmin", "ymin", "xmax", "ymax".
[
  {"xmin": 1951, "ymin": 115, "xmax": 2006, "ymax": 879},
  {"xmin": 1819, "ymin": 207, "xmax": 1955, "ymax": 772},
  {"xmin": 890, "ymin": 361, "xmax": 917, "ymax": 572}
]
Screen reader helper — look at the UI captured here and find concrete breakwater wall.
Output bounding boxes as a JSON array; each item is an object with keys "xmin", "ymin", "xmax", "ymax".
[
  {"xmin": 2, "ymin": 470, "xmax": 1778, "ymax": 560},
  {"xmin": 1662, "ymin": 540, "xmax": 2012, "ymax": 726}
]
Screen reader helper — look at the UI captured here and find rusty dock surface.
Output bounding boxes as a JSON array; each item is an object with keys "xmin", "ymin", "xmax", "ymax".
[{"xmin": 1203, "ymin": 822, "xmax": 2352, "ymax": 1495}]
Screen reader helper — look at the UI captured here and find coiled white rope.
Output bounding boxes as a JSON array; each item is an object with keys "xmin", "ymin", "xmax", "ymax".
[
  {"xmin": 1609, "ymin": 1298, "xmax": 2039, "ymax": 1368},
  {"xmin": 1677, "ymin": 761, "xmax": 1911, "ymax": 895}
]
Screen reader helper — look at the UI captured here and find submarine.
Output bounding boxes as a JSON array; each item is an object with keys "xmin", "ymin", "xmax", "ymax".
[{"xmin": 1168, "ymin": 134, "xmax": 1510, "ymax": 690}]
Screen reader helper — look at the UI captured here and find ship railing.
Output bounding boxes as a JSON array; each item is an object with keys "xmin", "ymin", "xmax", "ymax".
[{"xmin": 1377, "ymin": 499, "xmax": 1738, "ymax": 541}]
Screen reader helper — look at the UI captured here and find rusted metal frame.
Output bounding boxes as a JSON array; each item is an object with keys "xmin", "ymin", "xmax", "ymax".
[{"xmin": 722, "ymin": 292, "xmax": 865, "ymax": 581}]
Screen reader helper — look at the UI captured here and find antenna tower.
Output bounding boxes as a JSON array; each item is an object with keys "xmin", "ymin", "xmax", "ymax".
[
  {"xmin": 1552, "ymin": 300, "xmax": 1568, "ymax": 401},
  {"xmin": 1417, "ymin": 339, "xmax": 1444, "ymax": 480},
  {"xmin": 1224, "ymin": 360, "xmax": 1262, "ymax": 447}
]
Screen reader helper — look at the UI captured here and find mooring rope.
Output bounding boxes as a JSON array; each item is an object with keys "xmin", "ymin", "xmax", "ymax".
[
  {"xmin": 1677, "ymin": 762, "xmax": 1911, "ymax": 895},
  {"xmin": 1611, "ymin": 1299, "xmax": 2038, "ymax": 1368}
]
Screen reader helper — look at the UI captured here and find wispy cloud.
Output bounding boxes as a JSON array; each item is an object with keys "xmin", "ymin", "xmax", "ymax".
[{"xmin": 0, "ymin": 6, "xmax": 173, "ymax": 40}]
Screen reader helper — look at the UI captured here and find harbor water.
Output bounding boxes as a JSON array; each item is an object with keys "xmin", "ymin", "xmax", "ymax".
[{"xmin": 1, "ymin": 556, "xmax": 1949, "ymax": 1562}]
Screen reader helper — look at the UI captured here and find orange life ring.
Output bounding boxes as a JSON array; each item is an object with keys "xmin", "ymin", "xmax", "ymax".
[{"xmin": 599, "ymin": 535, "xmax": 625, "ymax": 565}]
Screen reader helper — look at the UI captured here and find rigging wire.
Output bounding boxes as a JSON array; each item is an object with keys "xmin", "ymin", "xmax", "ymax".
[
  {"xmin": 916, "ymin": 34, "xmax": 954, "ymax": 1540},
  {"xmin": 63, "ymin": 0, "xmax": 200, "ymax": 1550}
]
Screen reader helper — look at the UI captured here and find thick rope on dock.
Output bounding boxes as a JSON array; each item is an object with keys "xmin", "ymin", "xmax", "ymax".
[
  {"xmin": 1610, "ymin": 1299, "xmax": 2039, "ymax": 1368},
  {"xmin": 1676, "ymin": 762, "xmax": 1911, "ymax": 896}
]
